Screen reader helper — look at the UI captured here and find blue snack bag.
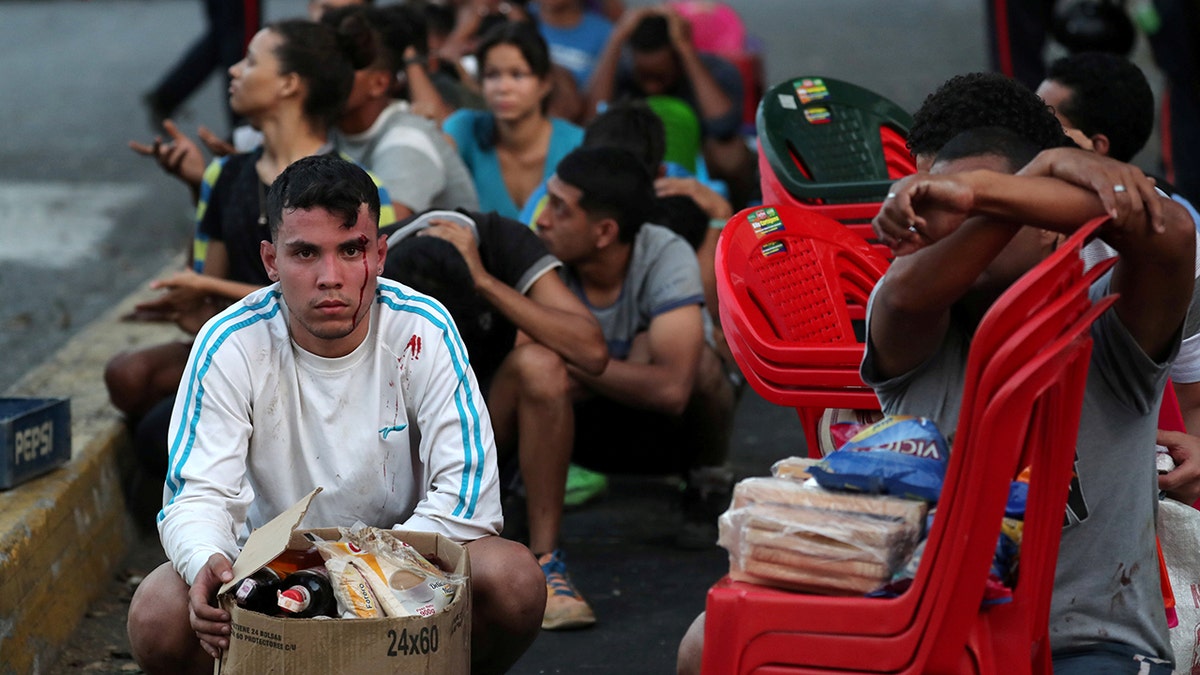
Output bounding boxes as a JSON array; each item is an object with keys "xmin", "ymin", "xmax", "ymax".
[{"xmin": 808, "ymin": 416, "xmax": 950, "ymax": 502}]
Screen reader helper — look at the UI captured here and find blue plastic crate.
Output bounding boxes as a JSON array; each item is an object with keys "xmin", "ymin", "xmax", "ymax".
[{"xmin": 0, "ymin": 397, "xmax": 71, "ymax": 489}]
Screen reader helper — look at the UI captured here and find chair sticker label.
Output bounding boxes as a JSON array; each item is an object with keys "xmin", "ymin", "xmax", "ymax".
[
  {"xmin": 804, "ymin": 106, "xmax": 832, "ymax": 125},
  {"xmin": 747, "ymin": 207, "xmax": 784, "ymax": 237},
  {"xmin": 793, "ymin": 78, "xmax": 830, "ymax": 104}
]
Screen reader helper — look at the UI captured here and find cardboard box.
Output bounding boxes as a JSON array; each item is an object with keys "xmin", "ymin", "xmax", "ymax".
[
  {"xmin": 215, "ymin": 489, "xmax": 471, "ymax": 674},
  {"xmin": 0, "ymin": 397, "xmax": 70, "ymax": 489}
]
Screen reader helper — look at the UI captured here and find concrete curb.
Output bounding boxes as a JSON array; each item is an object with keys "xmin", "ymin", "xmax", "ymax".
[{"xmin": 0, "ymin": 261, "xmax": 182, "ymax": 675}]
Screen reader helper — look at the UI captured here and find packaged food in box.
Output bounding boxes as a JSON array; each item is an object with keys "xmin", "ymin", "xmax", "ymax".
[{"xmin": 215, "ymin": 489, "xmax": 471, "ymax": 674}]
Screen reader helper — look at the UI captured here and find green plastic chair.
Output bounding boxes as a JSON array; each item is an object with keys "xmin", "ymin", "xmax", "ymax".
[
  {"xmin": 645, "ymin": 95, "xmax": 702, "ymax": 174},
  {"xmin": 757, "ymin": 76, "xmax": 915, "ymax": 205}
]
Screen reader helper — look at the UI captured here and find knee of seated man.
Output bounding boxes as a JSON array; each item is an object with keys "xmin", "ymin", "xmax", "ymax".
[
  {"xmin": 128, "ymin": 563, "xmax": 196, "ymax": 667},
  {"xmin": 467, "ymin": 537, "xmax": 546, "ymax": 620},
  {"xmin": 504, "ymin": 343, "xmax": 571, "ymax": 398},
  {"xmin": 104, "ymin": 351, "xmax": 151, "ymax": 408},
  {"xmin": 694, "ymin": 345, "xmax": 734, "ymax": 396}
]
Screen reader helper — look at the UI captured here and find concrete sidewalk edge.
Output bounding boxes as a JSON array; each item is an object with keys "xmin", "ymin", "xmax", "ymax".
[{"xmin": 0, "ymin": 259, "xmax": 182, "ymax": 675}]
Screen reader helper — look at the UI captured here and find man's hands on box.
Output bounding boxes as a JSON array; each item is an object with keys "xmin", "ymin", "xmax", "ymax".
[{"xmin": 190, "ymin": 553, "xmax": 234, "ymax": 659}]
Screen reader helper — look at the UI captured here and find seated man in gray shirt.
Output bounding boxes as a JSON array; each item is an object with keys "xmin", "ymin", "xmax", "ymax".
[
  {"xmin": 865, "ymin": 126, "xmax": 1193, "ymax": 674},
  {"xmin": 530, "ymin": 146, "xmax": 737, "ymax": 629}
]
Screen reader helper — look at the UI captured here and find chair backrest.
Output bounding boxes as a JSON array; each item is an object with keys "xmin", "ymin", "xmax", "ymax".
[
  {"xmin": 715, "ymin": 204, "xmax": 890, "ymax": 455},
  {"xmin": 717, "ymin": 204, "xmax": 888, "ymax": 346},
  {"xmin": 701, "ymin": 217, "xmax": 1114, "ymax": 675},
  {"xmin": 757, "ymin": 76, "xmax": 916, "ymax": 204},
  {"xmin": 911, "ymin": 217, "xmax": 1113, "ymax": 673},
  {"xmin": 645, "ymin": 95, "xmax": 702, "ymax": 174}
]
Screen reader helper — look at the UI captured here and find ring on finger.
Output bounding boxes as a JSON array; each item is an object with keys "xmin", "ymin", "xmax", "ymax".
[
  {"xmin": 886, "ymin": 192, "xmax": 897, "ymax": 199},
  {"xmin": 1113, "ymin": 184, "xmax": 1127, "ymax": 193},
  {"xmin": 907, "ymin": 225, "xmax": 919, "ymax": 233}
]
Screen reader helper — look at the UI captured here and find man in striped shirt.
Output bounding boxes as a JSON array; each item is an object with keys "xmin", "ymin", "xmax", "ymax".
[{"xmin": 127, "ymin": 155, "xmax": 544, "ymax": 675}]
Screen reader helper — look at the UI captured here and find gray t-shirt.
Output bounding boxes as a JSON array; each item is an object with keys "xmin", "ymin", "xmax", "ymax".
[
  {"xmin": 335, "ymin": 102, "xmax": 479, "ymax": 214},
  {"xmin": 560, "ymin": 223, "xmax": 704, "ymax": 359},
  {"xmin": 861, "ymin": 272, "xmax": 1175, "ymax": 662}
]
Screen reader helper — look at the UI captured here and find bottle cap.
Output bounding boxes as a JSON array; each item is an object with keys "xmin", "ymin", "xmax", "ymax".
[
  {"xmin": 277, "ymin": 587, "xmax": 310, "ymax": 613},
  {"xmin": 235, "ymin": 578, "xmax": 259, "ymax": 603}
]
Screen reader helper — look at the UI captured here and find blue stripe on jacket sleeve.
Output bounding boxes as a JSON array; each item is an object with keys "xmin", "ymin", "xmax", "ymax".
[{"xmin": 160, "ymin": 292, "xmax": 281, "ymax": 522}]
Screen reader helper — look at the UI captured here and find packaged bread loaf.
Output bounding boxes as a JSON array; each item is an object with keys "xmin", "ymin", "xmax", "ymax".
[{"xmin": 718, "ymin": 477, "xmax": 927, "ymax": 595}]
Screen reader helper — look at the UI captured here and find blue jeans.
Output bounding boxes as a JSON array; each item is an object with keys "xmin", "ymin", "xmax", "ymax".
[{"xmin": 1053, "ymin": 642, "xmax": 1173, "ymax": 674}]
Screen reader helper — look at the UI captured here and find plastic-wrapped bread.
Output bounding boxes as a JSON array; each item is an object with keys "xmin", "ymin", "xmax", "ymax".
[
  {"xmin": 733, "ymin": 556, "xmax": 886, "ymax": 595},
  {"xmin": 743, "ymin": 524, "xmax": 893, "ymax": 566},
  {"xmin": 732, "ymin": 477, "xmax": 927, "ymax": 530},
  {"xmin": 718, "ymin": 477, "xmax": 927, "ymax": 595},
  {"xmin": 325, "ymin": 557, "xmax": 385, "ymax": 618}
]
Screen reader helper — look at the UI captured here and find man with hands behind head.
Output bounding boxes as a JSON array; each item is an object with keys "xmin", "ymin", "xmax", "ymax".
[
  {"xmin": 585, "ymin": 3, "xmax": 754, "ymax": 207},
  {"xmin": 381, "ymin": 205, "xmax": 610, "ymax": 630}
]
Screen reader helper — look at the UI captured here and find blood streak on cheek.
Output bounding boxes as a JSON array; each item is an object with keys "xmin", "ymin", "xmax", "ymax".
[{"xmin": 353, "ymin": 234, "xmax": 370, "ymax": 330}]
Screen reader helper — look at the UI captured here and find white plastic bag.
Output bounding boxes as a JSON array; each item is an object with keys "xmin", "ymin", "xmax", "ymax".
[{"xmin": 1157, "ymin": 497, "xmax": 1200, "ymax": 673}]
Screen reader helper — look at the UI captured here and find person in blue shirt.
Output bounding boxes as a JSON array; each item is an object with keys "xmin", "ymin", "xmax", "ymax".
[
  {"xmin": 532, "ymin": 0, "xmax": 613, "ymax": 90},
  {"xmin": 443, "ymin": 20, "xmax": 583, "ymax": 220}
]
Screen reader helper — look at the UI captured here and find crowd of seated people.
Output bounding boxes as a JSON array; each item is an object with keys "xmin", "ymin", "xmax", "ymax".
[
  {"xmin": 111, "ymin": 1, "xmax": 1200, "ymax": 673},
  {"xmin": 114, "ymin": 1, "xmax": 754, "ymax": 658}
]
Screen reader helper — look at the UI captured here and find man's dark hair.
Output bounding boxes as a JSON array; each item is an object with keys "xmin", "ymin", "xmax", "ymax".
[
  {"xmin": 1045, "ymin": 52, "xmax": 1154, "ymax": 162},
  {"xmin": 416, "ymin": 1, "xmax": 455, "ymax": 40},
  {"xmin": 321, "ymin": 4, "xmax": 426, "ymax": 71},
  {"xmin": 934, "ymin": 126, "xmax": 1042, "ymax": 174},
  {"xmin": 630, "ymin": 14, "xmax": 671, "ymax": 52},
  {"xmin": 556, "ymin": 146, "xmax": 655, "ymax": 244},
  {"xmin": 267, "ymin": 155, "xmax": 381, "ymax": 239},
  {"xmin": 908, "ymin": 72, "xmax": 1072, "ymax": 158},
  {"xmin": 272, "ymin": 18, "xmax": 377, "ymax": 129},
  {"xmin": 583, "ymin": 100, "xmax": 667, "ymax": 177},
  {"xmin": 653, "ymin": 194, "xmax": 708, "ymax": 250}
]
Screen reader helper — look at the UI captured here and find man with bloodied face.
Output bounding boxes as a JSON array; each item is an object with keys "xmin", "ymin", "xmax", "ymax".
[{"xmin": 128, "ymin": 155, "xmax": 544, "ymax": 675}]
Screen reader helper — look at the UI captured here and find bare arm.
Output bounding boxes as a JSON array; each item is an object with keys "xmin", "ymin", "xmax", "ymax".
[
  {"xmin": 584, "ymin": 6, "xmax": 651, "ymax": 121},
  {"xmin": 871, "ymin": 152, "xmax": 1194, "ymax": 378},
  {"xmin": 870, "ymin": 221, "xmax": 1021, "ymax": 380},
  {"xmin": 129, "ymin": 119, "xmax": 208, "ymax": 203},
  {"xmin": 403, "ymin": 47, "xmax": 455, "ymax": 124},
  {"xmin": 516, "ymin": 273, "xmax": 608, "ymax": 374},
  {"xmin": 438, "ymin": 0, "xmax": 485, "ymax": 64},
  {"xmin": 653, "ymin": 176, "xmax": 732, "ymax": 328},
  {"xmin": 1017, "ymin": 149, "xmax": 1193, "ymax": 362},
  {"xmin": 661, "ymin": 7, "xmax": 735, "ymax": 126},
  {"xmin": 570, "ymin": 304, "xmax": 704, "ymax": 416},
  {"xmin": 869, "ymin": 171, "xmax": 1023, "ymax": 379},
  {"xmin": 420, "ymin": 221, "xmax": 609, "ymax": 375}
]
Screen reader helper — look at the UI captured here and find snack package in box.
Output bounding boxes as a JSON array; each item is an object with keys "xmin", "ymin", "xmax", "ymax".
[
  {"xmin": 216, "ymin": 489, "xmax": 472, "ymax": 675},
  {"xmin": 312, "ymin": 524, "xmax": 465, "ymax": 619},
  {"xmin": 808, "ymin": 415, "xmax": 950, "ymax": 502},
  {"xmin": 718, "ymin": 477, "xmax": 927, "ymax": 595}
]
